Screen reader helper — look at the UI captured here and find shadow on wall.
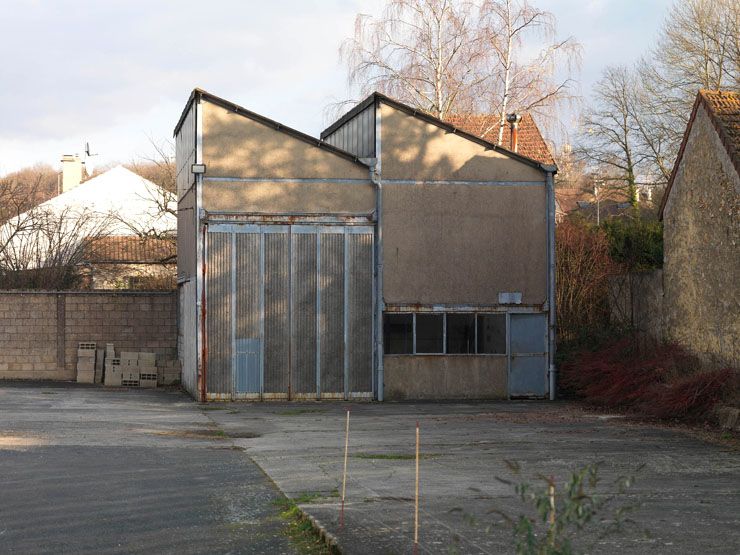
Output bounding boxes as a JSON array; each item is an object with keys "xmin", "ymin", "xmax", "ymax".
[
  {"xmin": 202, "ymin": 104, "xmax": 368, "ymax": 180},
  {"xmin": 378, "ymin": 106, "xmax": 548, "ymax": 306}
]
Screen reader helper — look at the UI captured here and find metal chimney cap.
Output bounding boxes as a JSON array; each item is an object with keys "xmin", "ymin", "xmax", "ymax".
[{"xmin": 506, "ymin": 113, "xmax": 522, "ymax": 124}]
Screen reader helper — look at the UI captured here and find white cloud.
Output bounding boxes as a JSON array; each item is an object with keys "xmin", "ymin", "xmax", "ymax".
[{"xmin": 1, "ymin": 0, "xmax": 671, "ymax": 174}]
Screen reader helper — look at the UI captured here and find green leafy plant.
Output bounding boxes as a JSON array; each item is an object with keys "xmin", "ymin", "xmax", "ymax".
[
  {"xmin": 492, "ymin": 461, "xmax": 643, "ymax": 555},
  {"xmin": 601, "ymin": 217, "xmax": 663, "ymax": 271}
]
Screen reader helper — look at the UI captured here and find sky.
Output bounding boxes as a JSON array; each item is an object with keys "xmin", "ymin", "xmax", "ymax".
[{"xmin": 0, "ymin": 0, "xmax": 674, "ymax": 176}]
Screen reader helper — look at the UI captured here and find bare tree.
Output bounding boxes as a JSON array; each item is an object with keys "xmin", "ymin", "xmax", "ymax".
[
  {"xmin": 122, "ymin": 139, "xmax": 177, "ymax": 243},
  {"xmin": 0, "ymin": 203, "xmax": 113, "ymax": 289},
  {"xmin": 577, "ymin": 66, "xmax": 644, "ymax": 207},
  {"xmin": 576, "ymin": 0, "xmax": 739, "ymax": 208},
  {"xmin": 643, "ymin": 0, "xmax": 739, "ymax": 125},
  {"xmin": 341, "ymin": 0, "xmax": 484, "ymax": 119},
  {"xmin": 339, "ymin": 0, "xmax": 580, "ymax": 141},
  {"xmin": 478, "ymin": 0, "xmax": 581, "ymax": 143},
  {"xmin": 633, "ymin": 0, "xmax": 740, "ymax": 181},
  {"xmin": 0, "ymin": 164, "xmax": 58, "ymax": 223}
]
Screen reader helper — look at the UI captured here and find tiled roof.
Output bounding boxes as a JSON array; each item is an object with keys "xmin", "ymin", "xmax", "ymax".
[
  {"xmin": 701, "ymin": 89, "xmax": 740, "ymax": 172},
  {"xmin": 443, "ymin": 113, "xmax": 555, "ymax": 165},
  {"xmin": 660, "ymin": 89, "xmax": 740, "ymax": 218},
  {"xmin": 556, "ymin": 188, "xmax": 592, "ymax": 215},
  {"xmin": 555, "ymin": 186, "xmax": 631, "ymax": 218},
  {"xmin": 84, "ymin": 236, "xmax": 176, "ymax": 264}
]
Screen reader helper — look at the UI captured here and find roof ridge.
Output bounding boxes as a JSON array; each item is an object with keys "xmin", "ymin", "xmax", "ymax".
[
  {"xmin": 174, "ymin": 88, "xmax": 369, "ymax": 168},
  {"xmin": 321, "ymin": 91, "xmax": 554, "ymax": 171},
  {"xmin": 660, "ymin": 89, "xmax": 740, "ymax": 219}
]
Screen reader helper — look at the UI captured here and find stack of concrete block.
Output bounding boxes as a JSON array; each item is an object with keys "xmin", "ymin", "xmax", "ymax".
[
  {"xmin": 138, "ymin": 352, "xmax": 157, "ymax": 389},
  {"xmin": 120, "ymin": 352, "xmax": 140, "ymax": 387},
  {"xmin": 100, "ymin": 348, "xmax": 162, "ymax": 389},
  {"xmin": 104, "ymin": 357, "xmax": 122, "ymax": 386},
  {"xmin": 94, "ymin": 348, "xmax": 105, "ymax": 384},
  {"xmin": 158, "ymin": 359, "xmax": 182, "ymax": 386},
  {"xmin": 76, "ymin": 342, "xmax": 96, "ymax": 383}
]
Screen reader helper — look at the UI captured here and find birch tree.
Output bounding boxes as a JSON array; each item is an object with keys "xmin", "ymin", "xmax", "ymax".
[
  {"xmin": 478, "ymin": 0, "xmax": 581, "ymax": 143},
  {"xmin": 339, "ymin": 0, "xmax": 581, "ymax": 142},
  {"xmin": 341, "ymin": 0, "xmax": 483, "ymax": 119}
]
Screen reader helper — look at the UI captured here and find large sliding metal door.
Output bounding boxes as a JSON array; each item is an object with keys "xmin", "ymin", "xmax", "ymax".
[{"xmin": 205, "ymin": 224, "xmax": 374, "ymax": 400}]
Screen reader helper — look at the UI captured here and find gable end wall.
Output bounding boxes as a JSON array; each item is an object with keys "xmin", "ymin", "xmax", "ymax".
[{"xmin": 663, "ymin": 105, "xmax": 740, "ymax": 369}]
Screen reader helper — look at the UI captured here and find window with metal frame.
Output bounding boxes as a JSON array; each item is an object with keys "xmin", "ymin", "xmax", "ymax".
[
  {"xmin": 476, "ymin": 313, "xmax": 506, "ymax": 354},
  {"xmin": 446, "ymin": 313, "xmax": 476, "ymax": 354},
  {"xmin": 415, "ymin": 313, "xmax": 444, "ymax": 354},
  {"xmin": 383, "ymin": 313, "xmax": 413, "ymax": 354},
  {"xmin": 383, "ymin": 312, "xmax": 509, "ymax": 356}
]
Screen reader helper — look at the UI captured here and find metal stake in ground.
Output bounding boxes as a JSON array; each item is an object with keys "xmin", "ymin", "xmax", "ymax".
[
  {"xmin": 340, "ymin": 409, "xmax": 350, "ymax": 529},
  {"xmin": 413, "ymin": 420, "xmax": 420, "ymax": 555}
]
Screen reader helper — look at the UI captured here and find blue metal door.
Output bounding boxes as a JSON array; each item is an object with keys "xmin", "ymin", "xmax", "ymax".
[
  {"xmin": 234, "ymin": 338, "xmax": 260, "ymax": 394},
  {"xmin": 509, "ymin": 313, "xmax": 548, "ymax": 398}
]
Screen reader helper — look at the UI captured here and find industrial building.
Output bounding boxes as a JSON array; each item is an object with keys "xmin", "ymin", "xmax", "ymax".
[{"xmin": 174, "ymin": 89, "xmax": 556, "ymax": 402}]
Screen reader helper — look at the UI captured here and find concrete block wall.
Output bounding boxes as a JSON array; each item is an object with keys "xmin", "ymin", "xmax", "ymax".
[
  {"xmin": 0, "ymin": 294, "xmax": 58, "ymax": 379},
  {"xmin": 0, "ymin": 291, "xmax": 177, "ymax": 381}
]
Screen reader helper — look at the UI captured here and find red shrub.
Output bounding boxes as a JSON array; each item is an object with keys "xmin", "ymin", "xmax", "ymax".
[
  {"xmin": 560, "ymin": 336, "xmax": 734, "ymax": 421},
  {"xmin": 555, "ymin": 221, "xmax": 621, "ymax": 343},
  {"xmin": 642, "ymin": 368, "xmax": 734, "ymax": 420}
]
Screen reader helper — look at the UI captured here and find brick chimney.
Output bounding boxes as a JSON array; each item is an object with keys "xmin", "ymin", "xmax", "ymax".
[{"xmin": 60, "ymin": 154, "xmax": 86, "ymax": 193}]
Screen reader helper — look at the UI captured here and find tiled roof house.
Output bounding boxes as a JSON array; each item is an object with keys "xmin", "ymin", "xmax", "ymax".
[{"xmin": 443, "ymin": 113, "xmax": 555, "ymax": 165}]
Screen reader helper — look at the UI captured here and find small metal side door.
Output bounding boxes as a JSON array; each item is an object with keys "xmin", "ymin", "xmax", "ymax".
[
  {"xmin": 234, "ymin": 338, "xmax": 260, "ymax": 397},
  {"xmin": 509, "ymin": 313, "xmax": 548, "ymax": 398}
]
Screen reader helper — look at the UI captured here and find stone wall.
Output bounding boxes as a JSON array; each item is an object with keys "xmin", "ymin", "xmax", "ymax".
[
  {"xmin": 663, "ymin": 105, "xmax": 740, "ymax": 370},
  {"xmin": 609, "ymin": 271, "xmax": 664, "ymax": 349},
  {"xmin": 0, "ymin": 291, "xmax": 177, "ymax": 380}
]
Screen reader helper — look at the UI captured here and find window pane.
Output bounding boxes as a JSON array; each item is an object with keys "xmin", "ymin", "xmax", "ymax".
[
  {"xmin": 476, "ymin": 314, "xmax": 506, "ymax": 354},
  {"xmin": 416, "ymin": 313, "xmax": 443, "ymax": 354},
  {"xmin": 446, "ymin": 313, "xmax": 475, "ymax": 354},
  {"xmin": 384, "ymin": 313, "xmax": 413, "ymax": 354}
]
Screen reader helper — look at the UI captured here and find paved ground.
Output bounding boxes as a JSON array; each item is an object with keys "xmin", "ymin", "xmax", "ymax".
[
  {"xmin": 0, "ymin": 383, "xmax": 301, "ymax": 555},
  {"xmin": 207, "ymin": 402, "xmax": 740, "ymax": 555},
  {"xmin": 2, "ymin": 385, "xmax": 738, "ymax": 554}
]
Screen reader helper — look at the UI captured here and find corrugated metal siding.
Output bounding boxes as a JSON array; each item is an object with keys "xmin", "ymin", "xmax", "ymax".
[
  {"xmin": 348, "ymin": 232, "xmax": 374, "ymax": 394},
  {"xmin": 206, "ymin": 232, "xmax": 232, "ymax": 394},
  {"xmin": 175, "ymin": 103, "xmax": 196, "ymax": 199},
  {"xmin": 179, "ymin": 280, "xmax": 198, "ymax": 396},
  {"xmin": 319, "ymin": 233, "xmax": 345, "ymax": 396},
  {"xmin": 263, "ymin": 231, "xmax": 289, "ymax": 396},
  {"xmin": 291, "ymin": 232, "xmax": 317, "ymax": 396},
  {"xmin": 235, "ymin": 233, "xmax": 260, "ymax": 341},
  {"xmin": 235, "ymin": 233, "xmax": 260, "ymax": 394},
  {"xmin": 203, "ymin": 225, "xmax": 373, "ymax": 400},
  {"xmin": 177, "ymin": 188, "xmax": 196, "ymax": 279},
  {"xmin": 324, "ymin": 104, "xmax": 376, "ymax": 158}
]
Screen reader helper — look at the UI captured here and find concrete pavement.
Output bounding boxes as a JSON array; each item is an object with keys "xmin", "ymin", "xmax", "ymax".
[
  {"xmin": 2, "ymin": 383, "xmax": 737, "ymax": 554},
  {"xmin": 207, "ymin": 402, "xmax": 740, "ymax": 554}
]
